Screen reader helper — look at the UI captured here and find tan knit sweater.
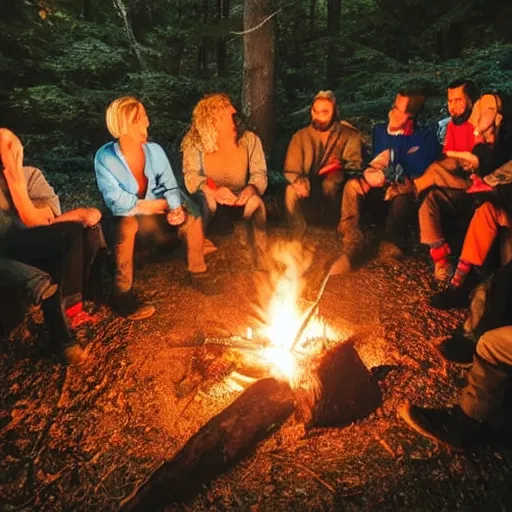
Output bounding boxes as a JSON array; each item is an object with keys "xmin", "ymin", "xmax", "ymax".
[
  {"xmin": 284, "ymin": 121, "xmax": 363, "ymax": 183},
  {"xmin": 183, "ymin": 131, "xmax": 267, "ymax": 196}
]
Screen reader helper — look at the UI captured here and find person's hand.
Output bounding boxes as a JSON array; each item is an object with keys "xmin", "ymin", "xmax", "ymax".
[
  {"xmin": 384, "ymin": 177, "xmax": 415, "ymax": 201},
  {"xmin": 1, "ymin": 134, "xmax": 25, "ymax": 190},
  {"xmin": 214, "ymin": 186, "xmax": 237, "ymax": 205},
  {"xmin": 292, "ymin": 177, "xmax": 310, "ymax": 199},
  {"xmin": 363, "ymin": 167, "xmax": 386, "ymax": 188},
  {"xmin": 460, "ymin": 153, "xmax": 479, "ymax": 171},
  {"xmin": 135, "ymin": 199, "xmax": 168, "ymax": 215},
  {"xmin": 167, "ymin": 206, "xmax": 186, "ymax": 226},
  {"xmin": 235, "ymin": 185, "xmax": 257, "ymax": 206},
  {"xmin": 80, "ymin": 208, "xmax": 102, "ymax": 227}
]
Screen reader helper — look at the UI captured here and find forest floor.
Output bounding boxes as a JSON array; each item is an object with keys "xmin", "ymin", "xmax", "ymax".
[{"xmin": 2, "ymin": 173, "xmax": 512, "ymax": 512}]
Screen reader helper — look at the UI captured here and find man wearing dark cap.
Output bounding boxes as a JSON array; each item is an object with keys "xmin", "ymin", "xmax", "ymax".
[{"xmin": 283, "ymin": 90, "xmax": 363, "ymax": 236}]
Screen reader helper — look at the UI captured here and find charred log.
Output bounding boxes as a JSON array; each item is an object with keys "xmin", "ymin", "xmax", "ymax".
[
  {"xmin": 295, "ymin": 340, "xmax": 382, "ymax": 428},
  {"xmin": 121, "ymin": 378, "xmax": 294, "ymax": 512}
]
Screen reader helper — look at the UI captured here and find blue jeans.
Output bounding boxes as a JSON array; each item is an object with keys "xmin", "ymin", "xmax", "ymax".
[{"xmin": 0, "ymin": 257, "xmax": 53, "ymax": 305}]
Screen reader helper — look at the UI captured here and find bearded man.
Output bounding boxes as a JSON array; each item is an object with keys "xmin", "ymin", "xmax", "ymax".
[{"xmin": 283, "ymin": 90, "xmax": 363, "ymax": 236}]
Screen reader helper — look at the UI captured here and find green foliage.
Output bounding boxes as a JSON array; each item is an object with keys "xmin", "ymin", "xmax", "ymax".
[
  {"xmin": 47, "ymin": 38, "xmax": 130, "ymax": 87},
  {"xmin": 1, "ymin": 0, "xmax": 512, "ymax": 173}
]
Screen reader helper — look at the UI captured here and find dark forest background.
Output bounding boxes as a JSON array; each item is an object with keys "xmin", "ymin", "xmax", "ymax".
[{"xmin": 1, "ymin": 0, "xmax": 511, "ymax": 175}]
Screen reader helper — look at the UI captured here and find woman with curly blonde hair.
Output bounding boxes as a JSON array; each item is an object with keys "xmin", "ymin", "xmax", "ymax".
[{"xmin": 181, "ymin": 93, "xmax": 268, "ymax": 265}]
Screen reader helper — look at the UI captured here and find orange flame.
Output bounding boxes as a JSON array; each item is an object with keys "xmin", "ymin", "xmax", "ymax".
[{"xmin": 254, "ymin": 242, "xmax": 338, "ymax": 382}]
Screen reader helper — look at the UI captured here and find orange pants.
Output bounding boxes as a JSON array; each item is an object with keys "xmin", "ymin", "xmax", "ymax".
[{"xmin": 460, "ymin": 202, "xmax": 511, "ymax": 266}]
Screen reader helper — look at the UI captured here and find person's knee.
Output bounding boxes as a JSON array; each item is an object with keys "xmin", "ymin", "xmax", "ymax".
[
  {"xmin": 116, "ymin": 215, "xmax": 139, "ymax": 241},
  {"xmin": 477, "ymin": 202, "xmax": 498, "ymax": 225},
  {"xmin": 343, "ymin": 178, "xmax": 357, "ymax": 196},
  {"xmin": 475, "ymin": 327, "xmax": 512, "ymax": 366},
  {"xmin": 284, "ymin": 184, "xmax": 299, "ymax": 204},
  {"xmin": 322, "ymin": 177, "xmax": 340, "ymax": 199}
]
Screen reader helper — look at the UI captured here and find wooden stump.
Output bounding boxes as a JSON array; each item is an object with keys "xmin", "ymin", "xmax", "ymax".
[
  {"xmin": 295, "ymin": 340, "xmax": 382, "ymax": 428},
  {"xmin": 121, "ymin": 377, "xmax": 294, "ymax": 512}
]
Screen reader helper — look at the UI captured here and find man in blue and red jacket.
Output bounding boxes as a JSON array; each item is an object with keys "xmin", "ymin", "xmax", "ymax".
[{"xmin": 334, "ymin": 88, "xmax": 440, "ymax": 273}]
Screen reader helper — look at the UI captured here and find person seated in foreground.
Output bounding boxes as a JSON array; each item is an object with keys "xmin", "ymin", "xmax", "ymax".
[
  {"xmin": 334, "ymin": 87, "xmax": 440, "ymax": 273},
  {"xmin": 283, "ymin": 90, "xmax": 363, "ymax": 237},
  {"xmin": 0, "ymin": 128, "xmax": 106, "ymax": 363},
  {"xmin": 399, "ymin": 259, "xmax": 512, "ymax": 449},
  {"xmin": 435, "ymin": 258, "xmax": 512, "ymax": 366},
  {"xmin": 0, "ymin": 258, "xmax": 80, "ymax": 364},
  {"xmin": 95, "ymin": 96, "xmax": 208, "ymax": 319},
  {"xmin": 181, "ymin": 92, "xmax": 268, "ymax": 266}
]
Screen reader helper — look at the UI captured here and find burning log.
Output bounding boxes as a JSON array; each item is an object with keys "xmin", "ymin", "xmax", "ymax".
[
  {"xmin": 121, "ymin": 378, "xmax": 295, "ymax": 512},
  {"xmin": 295, "ymin": 340, "xmax": 383, "ymax": 428}
]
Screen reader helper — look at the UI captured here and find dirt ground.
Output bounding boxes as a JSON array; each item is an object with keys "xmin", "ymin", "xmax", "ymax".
[{"xmin": 2, "ymin": 173, "xmax": 512, "ymax": 512}]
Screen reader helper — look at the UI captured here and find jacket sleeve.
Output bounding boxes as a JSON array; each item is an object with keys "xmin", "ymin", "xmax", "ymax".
[
  {"xmin": 443, "ymin": 122, "xmax": 455, "ymax": 153},
  {"xmin": 341, "ymin": 130, "xmax": 363, "ymax": 172},
  {"xmin": 183, "ymin": 146, "xmax": 207, "ymax": 194},
  {"xmin": 246, "ymin": 133, "xmax": 267, "ymax": 195},
  {"xmin": 283, "ymin": 132, "xmax": 305, "ymax": 183},
  {"xmin": 151, "ymin": 145, "xmax": 182, "ymax": 210},
  {"xmin": 94, "ymin": 152, "xmax": 137, "ymax": 216}
]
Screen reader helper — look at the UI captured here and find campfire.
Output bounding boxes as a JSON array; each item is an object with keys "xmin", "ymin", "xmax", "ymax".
[
  {"xmin": 122, "ymin": 242, "xmax": 382, "ymax": 512},
  {"xmin": 207, "ymin": 242, "xmax": 343, "ymax": 389}
]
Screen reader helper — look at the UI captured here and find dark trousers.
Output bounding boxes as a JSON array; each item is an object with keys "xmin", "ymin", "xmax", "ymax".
[
  {"xmin": 384, "ymin": 194, "xmax": 418, "ymax": 246},
  {"xmin": 2, "ymin": 222, "xmax": 104, "ymax": 309},
  {"xmin": 475, "ymin": 258, "xmax": 512, "ymax": 337}
]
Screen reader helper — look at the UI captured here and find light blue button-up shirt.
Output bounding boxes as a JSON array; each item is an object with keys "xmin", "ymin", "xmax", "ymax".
[{"xmin": 94, "ymin": 141, "xmax": 182, "ymax": 216}]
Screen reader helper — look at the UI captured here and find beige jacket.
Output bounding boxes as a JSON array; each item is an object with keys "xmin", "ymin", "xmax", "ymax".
[
  {"xmin": 284, "ymin": 121, "xmax": 363, "ymax": 183},
  {"xmin": 183, "ymin": 131, "xmax": 267, "ymax": 196}
]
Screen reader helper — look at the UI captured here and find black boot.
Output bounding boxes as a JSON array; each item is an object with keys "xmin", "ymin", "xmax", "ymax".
[
  {"xmin": 42, "ymin": 286, "xmax": 86, "ymax": 364},
  {"xmin": 399, "ymin": 404, "xmax": 481, "ymax": 449},
  {"xmin": 111, "ymin": 291, "xmax": 156, "ymax": 320},
  {"xmin": 437, "ymin": 328, "xmax": 476, "ymax": 366},
  {"xmin": 430, "ymin": 285, "xmax": 471, "ymax": 310}
]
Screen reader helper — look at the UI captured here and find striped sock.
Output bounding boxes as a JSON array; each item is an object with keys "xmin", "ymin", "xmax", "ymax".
[{"xmin": 451, "ymin": 259, "xmax": 472, "ymax": 288}]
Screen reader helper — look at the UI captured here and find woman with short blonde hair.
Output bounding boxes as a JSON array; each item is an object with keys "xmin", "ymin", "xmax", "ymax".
[
  {"xmin": 95, "ymin": 97, "xmax": 208, "ymax": 319},
  {"xmin": 105, "ymin": 96, "xmax": 144, "ymax": 139}
]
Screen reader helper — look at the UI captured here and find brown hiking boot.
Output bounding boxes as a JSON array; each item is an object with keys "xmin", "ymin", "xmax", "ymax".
[
  {"xmin": 112, "ymin": 293, "xmax": 156, "ymax": 321},
  {"xmin": 399, "ymin": 404, "xmax": 481, "ymax": 450}
]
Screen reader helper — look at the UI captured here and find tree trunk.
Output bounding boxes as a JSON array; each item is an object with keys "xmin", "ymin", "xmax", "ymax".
[
  {"xmin": 82, "ymin": 0, "xmax": 93, "ymax": 21},
  {"xmin": 242, "ymin": 0, "xmax": 276, "ymax": 152},
  {"xmin": 326, "ymin": 0, "xmax": 341, "ymax": 84},
  {"xmin": 310, "ymin": 0, "xmax": 317, "ymax": 33}
]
